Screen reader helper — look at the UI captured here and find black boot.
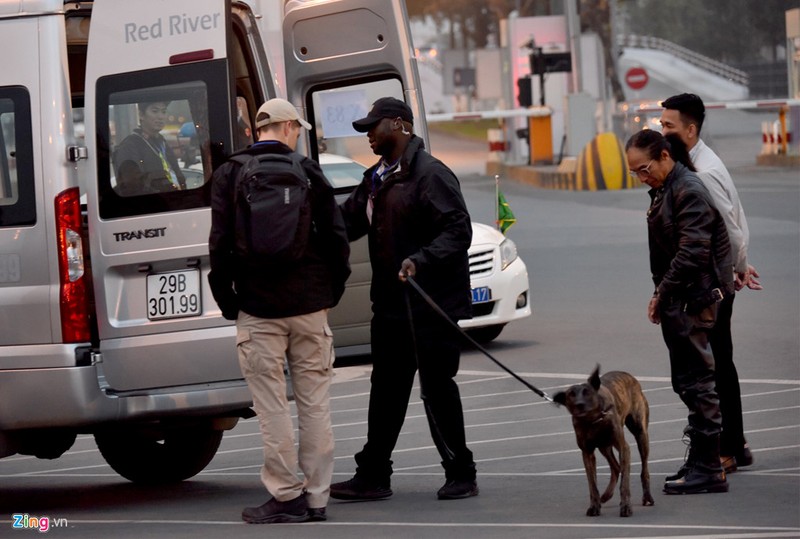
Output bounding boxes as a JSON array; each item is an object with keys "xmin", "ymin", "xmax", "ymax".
[
  {"xmin": 666, "ymin": 426, "xmax": 697, "ymax": 482},
  {"xmin": 664, "ymin": 433, "xmax": 728, "ymax": 495}
]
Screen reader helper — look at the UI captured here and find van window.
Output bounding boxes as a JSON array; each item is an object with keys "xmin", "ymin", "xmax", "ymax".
[
  {"xmin": 307, "ymin": 78, "xmax": 403, "ymax": 164},
  {"xmin": 96, "ymin": 61, "xmax": 230, "ymax": 219},
  {"xmin": 0, "ymin": 86, "xmax": 35, "ymax": 227}
]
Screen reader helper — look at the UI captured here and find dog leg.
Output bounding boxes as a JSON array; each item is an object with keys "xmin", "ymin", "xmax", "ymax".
[
  {"xmin": 598, "ymin": 445, "xmax": 619, "ymax": 503},
  {"xmin": 627, "ymin": 411, "xmax": 655, "ymax": 506},
  {"xmin": 617, "ymin": 438, "xmax": 633, "ymax": 517},
  {"xmin": 635, "ymin": 426, "xmax": 655, "ymax": 506},
  {"xmin": 582, "ymin": 451, "xmax": 601, "ymax": 516}
]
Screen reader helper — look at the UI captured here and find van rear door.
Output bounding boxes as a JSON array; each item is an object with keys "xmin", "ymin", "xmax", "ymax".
[
  {"xmin": 0, "ymin": 3, "xmax": 76, "ymax": 352},
  {"xmin": 282, "ymin": 0, "xmax": 427, "ymax": 340},
  {"xmin": 83, "ymin": 0, "xmax": 273, "ymax": 391}
]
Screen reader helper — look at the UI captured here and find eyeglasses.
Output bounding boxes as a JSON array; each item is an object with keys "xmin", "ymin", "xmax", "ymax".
[{"xmin": 629, "ymin": 159, "xmax": 654, "ymax": 178}]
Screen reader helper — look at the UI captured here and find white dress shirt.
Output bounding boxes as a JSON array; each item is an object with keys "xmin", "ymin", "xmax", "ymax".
[{"xmin": 690, "ymin": 138, "xmax": 750, "ymax": 274}]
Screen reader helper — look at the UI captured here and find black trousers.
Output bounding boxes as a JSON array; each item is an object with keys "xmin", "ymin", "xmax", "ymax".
[
  {"xmin": 659, "ymin": 300, "xmax": 722, "ymax": 437},
  {"xmin": 354, "ymin": 308, "xmax": 476, "ymax": 483},
  {"xmin": 710, "ymin": 293, "xmax": 747, "ymax": 454}
]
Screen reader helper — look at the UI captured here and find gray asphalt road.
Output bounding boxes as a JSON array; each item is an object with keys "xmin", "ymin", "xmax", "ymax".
[{"xmin": 1, "ymin": 139, "xmax": 797, "ymax": 539}]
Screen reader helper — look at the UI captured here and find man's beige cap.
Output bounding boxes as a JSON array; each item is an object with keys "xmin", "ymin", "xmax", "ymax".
[{"xmin": 255, "ymin": 98, "xmax": 312, "ymax": 130}]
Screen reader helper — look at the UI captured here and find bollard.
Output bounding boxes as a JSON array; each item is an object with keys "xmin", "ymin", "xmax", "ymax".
[
  {"xmin": 487, "ymin": 128, "xmax": 507, "ymax": 161},
  {"xmin": 487, "ymin": 128, "xmax": 507, "ymax": 176},
  {"xmin": 761, "ymin": 121, "xmax": 771, "ymax": 155}
]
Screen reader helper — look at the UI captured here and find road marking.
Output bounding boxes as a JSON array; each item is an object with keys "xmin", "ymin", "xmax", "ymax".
[
  {"xmin": 457, "ymin": 370, "xmax": 800, "ymax": 385},
  {"xmin": 0, "ymin": 518, "xmax": 795, "ymax": 536}
]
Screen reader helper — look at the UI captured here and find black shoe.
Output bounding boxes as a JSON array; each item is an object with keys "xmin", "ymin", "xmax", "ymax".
[
  {"xmin": 665, "ymin": 463, "xmax": 691, "ymax": 482},
  {"xmin": 667, "ymin": 426, "xmax": 697, "ymax": 481},
  {"xmin": 330, "ymin": 476, "xmax": 392, "ymax": 501},
  {"xmin": 663, "ymin": 469, "xmax": 728, "ymax": 495},
  {"xmin": 242, "ymin": 495, "xmax": 310, "ymax": 524},
  {"xmin": 307, "ymin": 507, "xmax": 327, "ymax": 522},
  {"xmin": 437, "ymin": 479, "xmax": 479, "ymax": 500},
  {"xmin": 736, "ymin": 444, "xmax": 754, "ymax": 467}
]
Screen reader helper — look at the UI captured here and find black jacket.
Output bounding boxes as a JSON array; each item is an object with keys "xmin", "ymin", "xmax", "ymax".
[
  {"xmin": 647, "ymin": 162, "xmax": 734, "ymax": 301},
  {"xmin": 208, "ymin": 141, "xmax": 351, "ymax": 319},
  {"xmin": 340, "ymin": 136, "xmax": 473, "ymax": 320}
]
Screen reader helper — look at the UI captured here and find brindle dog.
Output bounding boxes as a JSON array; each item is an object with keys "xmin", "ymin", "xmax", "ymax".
[{"xmin": 553, "ymin": 366, "xmax": 655, "ymax": 517}]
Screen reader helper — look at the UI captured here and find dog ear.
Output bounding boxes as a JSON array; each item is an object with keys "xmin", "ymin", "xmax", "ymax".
[
  {"xmin": 589, "ymin": 365, "xmax": 601, "ymax": 390},
  {"xmin": 552, "ymin": 391, "xmax": 567, "ymax": 406}
]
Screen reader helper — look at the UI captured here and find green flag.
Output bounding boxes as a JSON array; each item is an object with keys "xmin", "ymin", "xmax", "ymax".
[{"xmin": 497, "ymin": 190, "xmax": 516, "ymax": 234}]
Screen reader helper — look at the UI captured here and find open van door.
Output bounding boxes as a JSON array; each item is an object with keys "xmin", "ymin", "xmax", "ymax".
[
  {"xmin": 83, "ymin": 0, "xmax": 275, "ymax": 392},
  {"xmin": 283, "ymin": 0, "xmax": 427, "ymax": 158},
  {"xmin": 283, "ymin": 0, "xmax": 426, "ymax": 345}
]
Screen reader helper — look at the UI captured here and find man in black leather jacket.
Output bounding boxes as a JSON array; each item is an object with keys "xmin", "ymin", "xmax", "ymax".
[
  {"xmin": 331, "ymin": 97, "xmax": 478, "ymax": 501},
  {"xmin": 626, "ymin": 129, "xmax": 734, "ymax": 495}
]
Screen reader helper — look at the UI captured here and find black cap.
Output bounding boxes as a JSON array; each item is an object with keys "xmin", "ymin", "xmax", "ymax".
[{"xmin": 352, "ymin": 97, "xmax": 413, "ymax": 133}]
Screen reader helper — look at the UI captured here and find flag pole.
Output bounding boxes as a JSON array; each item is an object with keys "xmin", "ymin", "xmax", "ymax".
[{"xmin": 494, "ymin": 174, "xmax": 500, "ymax": 232}]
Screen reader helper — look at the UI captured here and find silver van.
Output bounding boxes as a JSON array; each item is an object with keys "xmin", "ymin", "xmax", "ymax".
[{"xmin": 0, "ymin": 0, "xmax": 424, "ymax": 482}]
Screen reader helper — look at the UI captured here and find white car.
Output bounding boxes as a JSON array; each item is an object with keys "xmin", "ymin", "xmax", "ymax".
[{"xmin": 319, "ymin": 153, "xmax": 531, "ymax": 343}]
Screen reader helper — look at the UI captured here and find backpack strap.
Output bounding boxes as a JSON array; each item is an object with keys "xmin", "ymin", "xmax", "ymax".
[{"xmin": 228, "ymin": 153, "xmax": 254, "ymax": 208}]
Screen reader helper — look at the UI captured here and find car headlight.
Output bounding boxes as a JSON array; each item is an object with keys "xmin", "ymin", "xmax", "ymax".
[{"xmin": 499, "ymin": 237, "xmax": 518, "ymax": 270}]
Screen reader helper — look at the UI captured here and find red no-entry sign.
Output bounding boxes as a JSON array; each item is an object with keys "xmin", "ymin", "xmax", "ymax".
[{"xmin": 625, "ymin": 67, "xmax": 649, "ymax": 90}]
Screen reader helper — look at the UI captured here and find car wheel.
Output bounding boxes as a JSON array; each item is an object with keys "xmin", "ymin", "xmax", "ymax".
[
  {"xmin": 466, "ymin": 324, "xmax": 505, "ymax": 344},
  {"xmin": 95, "ymin": 424, "xmax": 223, "ymax": 484}
]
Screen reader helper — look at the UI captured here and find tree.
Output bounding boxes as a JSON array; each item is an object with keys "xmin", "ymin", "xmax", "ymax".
[
  {"xmin": 580, "ymin": 0, "xmax": 626, "ymax": 102},
  {"xmin": 619, "ymin": 0, "xmax": 796, "ymax": 65},
  {"xmin": 405, "ymin": 0, "xmax": 555, "ymax": 48}
]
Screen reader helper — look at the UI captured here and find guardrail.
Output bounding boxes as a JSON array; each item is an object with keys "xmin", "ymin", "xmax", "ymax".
[{"xmin": 618, "ymin": 34, "xmax": 750, "ymax": 87}]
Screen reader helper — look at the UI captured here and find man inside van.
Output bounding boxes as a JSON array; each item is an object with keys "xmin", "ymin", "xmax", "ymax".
[
  {"xmin": 208, "ymin": 98, "xmax": 350, "ymax": 524},
  {"xmin": 113, "ymin": 101, "xmax": 187, "ymax": 196}
]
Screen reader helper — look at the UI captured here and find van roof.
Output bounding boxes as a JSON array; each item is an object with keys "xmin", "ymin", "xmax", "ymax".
[{"xmin": 0, "ymin": 0, "xmax": 66, "ymax": 17}]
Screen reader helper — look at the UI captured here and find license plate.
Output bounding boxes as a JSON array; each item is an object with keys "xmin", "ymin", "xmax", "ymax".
[
  {"xmin": 471, "ymin": 286, "xmax": 491, "ymax": 304},
  {"xmin": 146, "ymin": 269, "xmax": 202, "ymax": 320}
]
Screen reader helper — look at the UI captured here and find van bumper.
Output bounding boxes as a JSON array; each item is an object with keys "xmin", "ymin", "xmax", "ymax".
[{"xmin": 0, "ymin": 365, "xmax": 252, "ymax": 430}]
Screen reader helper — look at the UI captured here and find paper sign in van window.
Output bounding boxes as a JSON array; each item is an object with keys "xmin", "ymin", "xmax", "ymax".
[{"xmin": 317, "ymin": 89, "xmax": 368, "ymax": 139}]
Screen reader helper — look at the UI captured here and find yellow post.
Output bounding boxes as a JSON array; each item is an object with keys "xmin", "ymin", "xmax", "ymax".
[{"xmin": 528, "ymin": 112, "xmax": 553, "ymax": 165}]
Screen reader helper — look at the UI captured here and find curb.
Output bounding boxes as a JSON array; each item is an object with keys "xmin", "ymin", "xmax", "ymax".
[{"xmin": 487, "ymin": 162, "xmax": 589, "ymax": 191}]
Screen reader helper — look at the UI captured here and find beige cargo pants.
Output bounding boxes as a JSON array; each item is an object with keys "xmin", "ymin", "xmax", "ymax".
[{"xmin": 236, "ymin": 309, "xmax": 334, "ymax": 510}]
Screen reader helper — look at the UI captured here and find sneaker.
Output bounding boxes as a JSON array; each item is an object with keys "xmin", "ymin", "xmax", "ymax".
[
  {"xmin": 242, "ymin": 495, "xmax": 310, "ymax": 524},
  {"xmin": 437, "ymin": 479, "xmax": 479, "ymax": 500},
  {"xmin": 307, "ymin": 507, "xmax": 327, "ymax": 522},
  {"xmin": 330, "ymin": 476, "xmax": 392, "ymax": 501}
]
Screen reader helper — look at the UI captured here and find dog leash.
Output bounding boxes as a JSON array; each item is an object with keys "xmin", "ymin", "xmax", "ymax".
[{"xmin": 405, "ymin": 275, "xmax": 553, "ymax": 403}]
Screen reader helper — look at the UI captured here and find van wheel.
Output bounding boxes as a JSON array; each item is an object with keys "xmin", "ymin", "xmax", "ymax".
[
  {"xmin": 465, "ymin": 324, "xmax": 505, "ymax": 344},
  {"xmin": 94, "ymin": 425, "xmax": 223, "ymax": 484}
]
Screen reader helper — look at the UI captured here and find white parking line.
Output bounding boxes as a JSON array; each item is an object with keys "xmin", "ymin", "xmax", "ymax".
[{"xmin": 0, "ymin": 518, "xmax": 795, "ymax": 537}]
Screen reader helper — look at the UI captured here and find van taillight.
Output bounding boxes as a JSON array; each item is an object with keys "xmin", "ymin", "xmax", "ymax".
[{"xmin": 55, "ymin": 188, "xmax": 90, "ymax": 343}]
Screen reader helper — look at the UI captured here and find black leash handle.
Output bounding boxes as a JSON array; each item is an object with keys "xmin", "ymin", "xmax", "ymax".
[{"xmin": 405, "ymin": 275, "xmax": 553, "ymax": 403}]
